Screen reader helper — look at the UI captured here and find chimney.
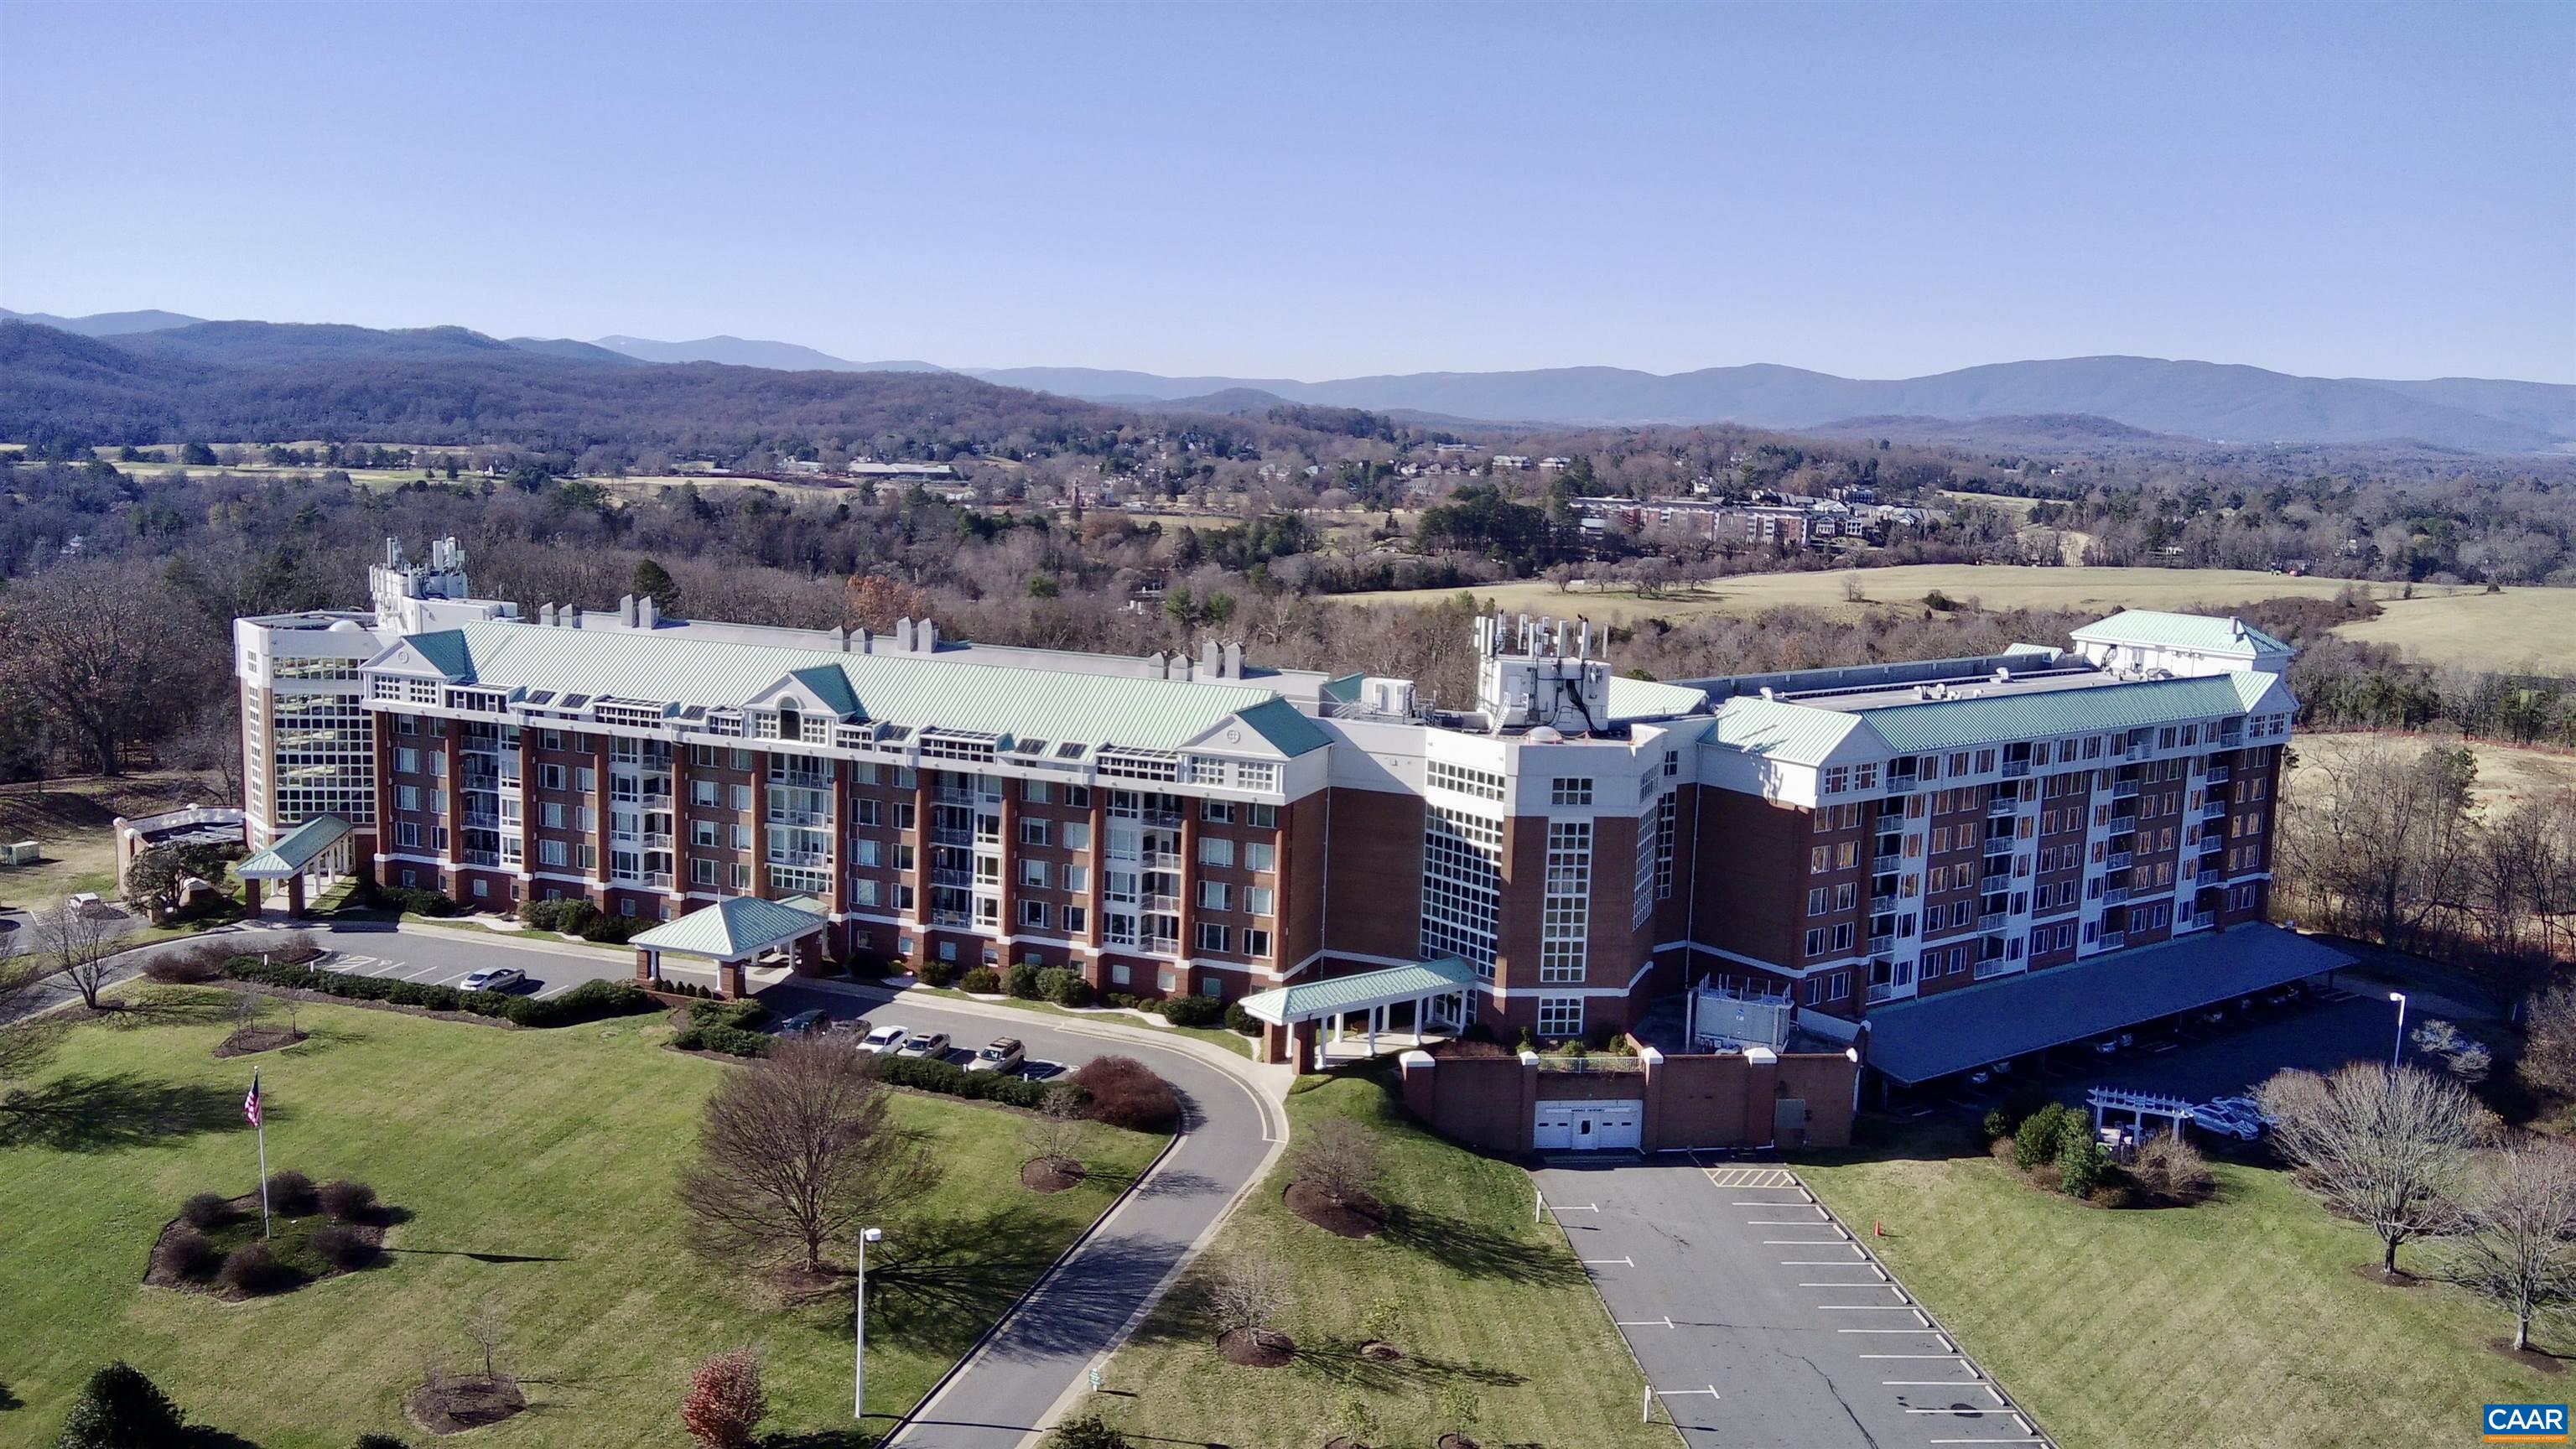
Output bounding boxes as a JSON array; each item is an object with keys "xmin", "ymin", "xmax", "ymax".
[
  {"xmin": 896, "ymin": 618, "xmax": 915, "ymax": 652},
  {"xmin": 639, "ymin": 596, "xmax": 658, "ymax": 629},
  {"xmin": 1201, "ymin": 639, "xmax": 1221, "ymax": 675},
  {"xmin": 858, "ymin": 626, "xmax": 873, "ymax": 653},
  {"xmin": 831, "ymin": 625, "xmax": 849, "ymax": 652},
  {"xmin": 539, "ymin": 603, "xmax": 557, "ymax": 626},
  {"xmin": 1147, "ymin": 651, "xmax": 1166, "ymax": 678},
  {"xmin": 918, "ymin": 618, "xmax": 937, "ymax": 652},
  {"xmin": 1223, "ymin": 641, "xmax": 1243, "ymax": 678},
  {"xmin": 619, "ymin": 594, "xmax": 637, "ymax": 628}
]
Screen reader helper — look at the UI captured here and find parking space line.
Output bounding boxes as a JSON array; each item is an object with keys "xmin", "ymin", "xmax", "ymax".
[
  {"xmin": 1614, "ymin": 1317, "xmax": 1675, "ymax": 1329},
  {"xmin": 1817, "ymin": 1304, "xmax": 1921, "ymax": 1311},
  {"xmin": 1763, "ymin": 1239, "xmax": 1846, "ymax": 1244},
  {"xmin": 1858, "ymin": 1353, "xmax": 1967, "ymax": 1358},
  {"xmin": 1800, "ymin": 1280, "xmax": 1893, "ymax": 1287},
  {"xmin": 1745, "ymin": 1218, "xmax": 1828, "ymax": 1224},
  {"xmin": 1581, "ymin": 1256, "xmax": 1633, "ymax": 1267},
  {"xmin": 1887, "ymin": 1379, "xmax": 1987, "ymax": 1385}
]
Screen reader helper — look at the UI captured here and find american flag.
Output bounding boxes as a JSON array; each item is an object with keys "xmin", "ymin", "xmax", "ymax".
[{"xmin": 243, "ymin": 1073, "xmax": 262, "ymax": 1128}]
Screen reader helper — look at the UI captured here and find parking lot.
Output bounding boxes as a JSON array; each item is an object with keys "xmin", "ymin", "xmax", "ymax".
[
  {"xmin": 1534, "ymin": 1155, "xmax": 2045, "ymax": 1449},
  {"xmin": 311, "ymin": 945, "xmax": 593, "ymax": 1000}
]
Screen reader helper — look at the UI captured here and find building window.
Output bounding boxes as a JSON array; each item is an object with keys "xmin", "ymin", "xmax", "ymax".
[
  {"xmin": 1537, "ymin": 997, "xmax": 1584, "ymax": 1039},
  {"xmin": 1420, "ymin": 803, "xmax": 1504, "ymax": 978},
  {"xmin": 1020, "ymin": 899, "xmax": 1050, "ymax": 929},
  {"xmin": 1540, "ymin": 820, "xmax": 1591, "ymax": 983},
  {"xmin": 1244, "ymin": 927, "xmax": 1272, "ymax": 958},
  {"xmin": 1202, "ymin": 800, "xmax": 1236, "ymax": 824},
  {"xmin": 1196, "ymin": 922, "xmax": 1233, "ymax": 953},
  {"xmin": 1248, "ymin": 802, "xmax": 1277, "ymax": 828},
  {"xmin": 1245, "ymin": 842, "xmax": 1275, "ymax": 871},
  {"xmin": 1198, "ymin": 880, "xmax": 1231, "ymax": 911},
  {"xmin": 1550, "ymin": 777, "xmax": 1593, "ymax": 807},
  {"xmin": 1021, "ymin": 858, "xmax": 1048, "ymax": 888},
  {"xmin": 1199, "ymin": 836, "xmax": 1233, "ymax": 867},
  {"xmin": 1246, "ymin": 886, "xmax": 1274, "ymax": 917}
]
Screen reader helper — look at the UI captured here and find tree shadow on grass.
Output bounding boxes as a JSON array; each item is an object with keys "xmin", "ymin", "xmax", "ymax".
[
  {"xmin": 860, "ymin": 1204, "xmax": 1085, "ymax": 1356},
  {"xmin": 0, "ymin": 1073, "xmax": 252, "ymax": 1152},
  {"xmin": 96, "ymin": 987, "xmax": 241, "ymax": 1030},
  {"xmin": 1291, "ymin": 1336, "xmax": 1528, "ymax": 1393},
  {"xmin": 1382, "ymin": 1202, "xmax": 1583, "ymax": 1286}
]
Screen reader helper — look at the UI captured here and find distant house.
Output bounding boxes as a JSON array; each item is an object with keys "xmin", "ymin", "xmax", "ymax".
[
  {"xmin": 782, "ymin": 459, "xmax": 825, "ymax": 475},
  {"xmin": 1537, "ymin": 456, "xmax": 1572, "ymax": 471},
  {"xmin": 1491, "ymin": 454, "xmax": 1532, "ymax": 470},
  {"xmin": 847, "ymin": 461, "xmax": 961, "ymax": 481}
]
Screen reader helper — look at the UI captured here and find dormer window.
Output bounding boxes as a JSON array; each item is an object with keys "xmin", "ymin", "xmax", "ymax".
[{"xmin": 778, "ymin": 707, "xmax": 801, "ymax": 741}]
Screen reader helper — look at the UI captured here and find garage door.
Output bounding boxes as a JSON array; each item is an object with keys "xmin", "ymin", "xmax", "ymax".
[{"xmin": 1535, "ymin": 1099, "xmax": 1643, "ymax": 1151}]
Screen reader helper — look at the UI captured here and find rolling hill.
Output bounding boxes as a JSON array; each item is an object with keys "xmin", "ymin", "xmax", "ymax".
[
  {"xmin": 0, "ymin": 307, "xmax": 204, "ymax": 336},
  {"xmin": 593, "ymin": 334, "xmax": 946, "ymax": 372}
]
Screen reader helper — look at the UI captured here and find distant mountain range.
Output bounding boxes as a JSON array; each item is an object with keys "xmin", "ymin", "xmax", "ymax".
[{"xmin": 5, "ymin": 308, "xmax": 2568, "ymax": 453}]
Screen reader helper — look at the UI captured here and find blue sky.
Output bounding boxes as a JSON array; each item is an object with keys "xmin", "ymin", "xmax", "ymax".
[{"xmin": 3, "ymin": 1, "xmax": 2569, "ymax": 382}]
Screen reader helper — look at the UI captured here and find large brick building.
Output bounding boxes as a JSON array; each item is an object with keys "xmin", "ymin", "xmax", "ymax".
[{"xmin": 234, "ymin": 539, "xmax": 2310, "ymax": 1088}]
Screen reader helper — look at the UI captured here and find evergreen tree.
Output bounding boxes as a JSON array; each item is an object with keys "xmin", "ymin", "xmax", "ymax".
[{"xmin": 55, "ymin": 1361, "xmax": 185, "ymax": 1449}]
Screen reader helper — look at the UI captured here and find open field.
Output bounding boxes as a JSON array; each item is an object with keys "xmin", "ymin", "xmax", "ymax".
[
  {"xmin": 2293, "ymin": 730, "xmax": 2576, "ymax": 813},
  {"xmin": 0, "ymin": 984, "xmax": 1161, "ymax": 1447},
  {"xmin": 2337, "ymin": 588, "xmax": 2576, "ymax": 673},
  {"xmin": 0, "ymin": 771, "xmax": 218, "ymax": 914},
  {"xmin": 1795, "ymin": 1123, "xmax": 2547, "ymax": 1449},
  {"xmin": 1337, "ymin": 564, "xmax": 2477, "ymax": 628},
  {"xmin": 1099, "ymin": 1071, "xmax": 1674, "ymax": 1449}
]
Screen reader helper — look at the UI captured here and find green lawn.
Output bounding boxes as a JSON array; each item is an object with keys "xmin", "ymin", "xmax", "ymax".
[
  {"xmin": 1795, "ymin": 1124, "xmax": 2553, "ymax": 1449},
  {"xmin": 0, "ymin": 985, "xmax": 1161, "ymax": 1448},
  {"xmin": 1098, "ymin": 1072, "xmax": 1675, "ymax": 1449}
]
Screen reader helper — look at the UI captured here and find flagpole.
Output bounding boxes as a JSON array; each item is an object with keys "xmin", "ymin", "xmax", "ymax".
[{"xmin": 252, "ymin": 1072, "xmax": 270, "ymax": 1239}]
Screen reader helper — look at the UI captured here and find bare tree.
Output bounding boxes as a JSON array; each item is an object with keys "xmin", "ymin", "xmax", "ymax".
[
  {"xmin": 33, "ymin": 897, "xmax": 121, "ymax": 1011},
  {"xmin": 2441, "ymin": 1138, "xmax": 2576, "ymax": 1353},
  {"xmin": 1202, "ymin": 1251, "xmax": 1293, "ymax": 1341},
  {"xmin": 1022, "ymin": 1085, "xmax": 1087, "ymax": 1172},
  {"xmin": 678, "ymin": 1037, "xmax": 942, "ymax": 1275},
  {"xmin": 1285, "ymin": 1116, "xmax": 1382, "ymax": 1208},
  {"xmin": 465, "ymin": 1302, "xmax": 509, "ymax": 1384},
  {"xmin": 2259, "ymin": 1062, "xmax": 2492, "ymax": 1277},
  {"xmin": 2523, "ymin": 982, "xmax": 2576, "ymax": 1100}
]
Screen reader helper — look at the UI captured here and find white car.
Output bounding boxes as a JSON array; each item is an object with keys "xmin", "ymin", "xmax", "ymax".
[
  {"xmin": 460, "ymin": 967, "xmax": 525, "ymax": 993},
  {"xmin": 895, "ymin": 1031, "xmax": 952, "ymax": 1060},
  {"xmin": 854, "ymin": 1023, "xmax": 908, "ymax": 1055},
  {"xmin": 2191, "ymin": 1102, "xmax": 2261, "ymax": 1140}
]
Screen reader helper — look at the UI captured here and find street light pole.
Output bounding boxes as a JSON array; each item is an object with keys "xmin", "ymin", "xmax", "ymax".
[
  {"xmin": 855, "ymin": 1226, "xmax": 883, "ymax": 1421},
  {"xmin": 2388, "ymin": 991, "xmax": 2407, "ymax": 1072}
]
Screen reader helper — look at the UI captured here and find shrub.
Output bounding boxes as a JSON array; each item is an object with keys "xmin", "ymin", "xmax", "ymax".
[
  {"xmin": 179, "ymin": 1191, "xmax": 232, "ymax": 1229},
  {"xmin": 690, "ymin": 997, "xmax": 771, "ymax": 1031},
  {"xmin": 578, "ymin": 914, "xmax": 652, "ymax": 945},
  {"xmin": 873, "ymin": 1052, "xmax": 1062, "ymax": 1109},
  {"xmin": 681, "ymin": 1347, "xmax": 767, "ymax": 1449},
  {"xmin": 154, "ymin": 1226, "xmax": 220, "ymax": 1280},
  {"xmin": 1223, "ymin": 1002, "xmax": 1259, "ymax": 1036},
  {"xmin": 2132, "ymin": 1134, "xmax": 2215, "ymax": 1202},
  {"xmin": 520, "ymin": 897, "xmax": 599, "ymax": 934},
  {"xmin": 958, "ymin": 968, "xmax": 1002, "ymax": 995},
  {"xmin": 2012, "ymin": 1104, "xmax": 2074, "ymax": 1170},
  {"xmin": 2059, "ymin": 1137, "xmax": 2109, "ymax": 1197},
  {"xmin": 914, "ymin": 958, "xmax": 958, "ymax": 988},
  {"xmin": 354, "ymin": 1436, "xmax": 413, "ymax": 1449},
  {"xmin": 319, "ymin": 1179, "xmax": 377, "ymax": 1221},
  {"xmin": 678, "ymin": 1025, "xmax": 772, "ymax": 1058},
  {"xmin": 1924, "ymin": 589, "xmax": 1960, "ymax": 611},
  {"xmin": 1104, "ymin": 992, "xmax": 1145, "ymax": 1011},
  {"xmin": 218, "ymin": 1241, "xmax": 294, "ymax": 1294},
  {"xmin": 56, "ymin": 1361, "xmax": 187, "ymax": 1449},
  {"xmin": 1979, "ymin": 1106, "xmax": 2016, "ymax": 1143},
  {"xmin": 143, "ymin": 942, "xmax": 233, "ymax": 984},
  {"xmin": 310, "ymin": 1223, "xmax": 378, "ymax": 1270},
  {"xmin": 265, "ymin": 1170, "xmax": 319, "ymax": 1216},
  {"xmin": 1005, "ymin": 962, "xmax": 1042, "ymax": 999},
  {"xmin": 1073, "ymin": 1055, "xmax": 1180, "ymax": 1132},
  {"xmin": 1046, "ymin": 1413, "xmax": 1132, "ymax": 1449},
  {"xmin": 374, "ymin": 885, "xmax": 460, "ymax": 917},
  {"xmin": 1158, "ymin": 995, "xmax": 1224, "ymax": 1028},
  {"xmin": 1038, "ymin": 967, "xmax": 1092, "ymax": 1007}
]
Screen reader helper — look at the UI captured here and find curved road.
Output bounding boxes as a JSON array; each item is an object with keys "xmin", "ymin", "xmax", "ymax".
[{"xmin": 23, "ymin": 920, "xmax": 1286, "ymax": 1447}]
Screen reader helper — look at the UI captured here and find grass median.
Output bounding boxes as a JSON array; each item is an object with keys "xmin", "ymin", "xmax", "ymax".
[
  {"xmin": 0, "ymin": 984, "xmax": 1161, "ymax": 1447},
  {"xmin": 1795, "ymin": 1120, "xmax": 2553, "ymax": 1449},
  {"xmin": 1097, "ymin": 1070, "xmax": 1676, "ymax": 1448}
]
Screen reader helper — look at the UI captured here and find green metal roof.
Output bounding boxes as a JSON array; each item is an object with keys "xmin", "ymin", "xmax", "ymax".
[
  {"xmin": 631, "ymin": 896, "xmax": 827, "ymax": 960},
  {"xmin": 1607, "ymin": 675, "xmax": 1712, "ymax": 722},
  {"xmin": 1703, "ymin": 672, "xmax": 2288, "ymax": 765},
  {"xmin": 237, "ymin": 813, "xmax": 352, "ymax": 879},
  {"xmin": 2072, "ymin": 610, "xmax": 2291, "ymax": 656},
  {"xmin": 399, "ymin": 621, "xmax": 1312, "ymax": 755},
  {"xmin": 1862, "ymin": 672, "xmax": 2283, "ymax": 754},
  {"xmin": 1239, "ymin": 957, "xmax": 1480, "ymax": 1026}
]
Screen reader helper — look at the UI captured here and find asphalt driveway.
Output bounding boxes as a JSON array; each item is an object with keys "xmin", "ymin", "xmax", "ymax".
[{"xmin": 1534, "ymin": 1155, "xmax": 2045, "ymax": 1449}]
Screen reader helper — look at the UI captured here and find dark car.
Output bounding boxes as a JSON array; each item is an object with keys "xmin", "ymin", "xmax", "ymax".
[{"xmin": 777, "ymin": 1009, "xmax": 829, "ymax": 1036}]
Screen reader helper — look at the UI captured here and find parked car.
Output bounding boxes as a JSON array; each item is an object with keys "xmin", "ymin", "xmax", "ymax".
[
  {"xmin": 854, "ymin": 1023, "xmax": 908, "ymax": 1055},
  {"xmin": 966, "ymin": 1037, "xmax": 1026, "ymax": 1074},
  {"xmin": 2261, "ymin": 983, "xmax": 2304, "ymax": 1008},
  {"xmin": 2089, "ymin": 1031, "xmax": 2136, "ymax": 1056},
  {"xmin": 827, "ymin": 1016, "xmax": 873, "ymax": 1040},
  {"xmin": 2192, "ymin": 1101, "xmax": 2262, "ymax": 1140},
  {"xmin": 460, "ymin": 967, "xmax": 525, "ymax": 993},
  {"xmin": 777, "ymin": 1009, "xmax": 829, "ymax": 1036},
  {"xmin": 2205, "ymin": 1093, "xmax": 2278, "ymax": 1128},
  {"xmin": 2196, "ymin": 1003, "xmax": 2231, "ymax": 1026},
  {"xmin": 896, "ymin": 1031, "xmax": 952, "ymax": 1060}
]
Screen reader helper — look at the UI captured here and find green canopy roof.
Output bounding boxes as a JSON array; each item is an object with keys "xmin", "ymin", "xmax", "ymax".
[
  {"xmin": 1239, "ymin": 958, "xmax": 1480, "ymax": 1026},
  {"xmin": 236, "ymin": 814, "xmax": 352, "ymax": 880},
  {"xmin": 631, "ymin": 896, "xmax": 827, "ymax": 961}
]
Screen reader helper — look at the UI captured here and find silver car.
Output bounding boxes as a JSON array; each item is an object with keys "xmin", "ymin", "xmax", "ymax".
[
  {"xmin": 895, "ymin": 1031, "xmax": 952, "ymax": 1060},
  {"xmin": 966, "ymin": 1037, "xmax": 1026, "ymax": 1074}
]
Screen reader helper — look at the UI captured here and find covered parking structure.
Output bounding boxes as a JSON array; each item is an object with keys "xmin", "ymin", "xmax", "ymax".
[
  {"xmin": 234, "ymin": 814, "xmax": 355, "ymax": 917},
  {"xmin": 1857, "ymin": 922, "xmax": 2353, "ymax": 1090},
  {"xmin": 1239, "ymin": 957, "xmax": 1479, "ymax": 1068},
  {"xmin": 630, "ymin": 896, "xmax": 830, "ymax": 998}
]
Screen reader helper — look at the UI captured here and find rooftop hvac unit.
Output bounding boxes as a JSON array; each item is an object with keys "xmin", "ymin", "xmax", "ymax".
[{"xmin": 1690, "ymin": 985, "xmax": 1790, "ymax": 1053}]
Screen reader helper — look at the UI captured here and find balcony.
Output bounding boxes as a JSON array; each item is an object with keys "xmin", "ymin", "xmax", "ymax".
[
  {"xmin": 1867, "ymin": 981, "xmax": 1904, "ymax": 1005},
  {"xmin": 2111, "ymin": 779, "xmax": 2142, "ymax": 799},
  {"xmin": 768, "ymin": 848, "xmax": 832, "ymax": 870},
  {"xmin": 766, "ymin": 808, "xmax": 832, "ymax": 828},
  {"xmin": 1983, "ymin": 836, "xmax": 2014, "ymax": 857},
  {"xmin": 2097, "ymin": 931, "xmax": 2127, "ymax": 951},
  {"xmin": 1872, "ymin": 852, "xmax": 1903, "ymax": 874},
  {"xmin": 1867, "ymin": 932, "xmax": 1896, "ymax": 954},
  {"xmin": 771, "ymin": 766, "xmax": 834, "ymax": 789},
  {"xmin": 643, "ymin": 832, "xmax": 673, "ymax": 851},
  {"xmin": 1143, "ymin": 892, "xmax": 1181, "ymax": 913},
  {"xmin": 2101, "ymin": 886, "xmax": 2132, "ymax": 906},
  {"xmin": 2202, "ymin": 800, "xmax": 2231, "ymax": 820},
  {"xmin": 1978, "ymin": 911, "xmax": 2007, "ymax": 931},
  {"xmin": 930, "ymin": 826, "xmax": 975, "ymax": 847},
  {"xmin": 2199, "ymin": 833, "xmax": 2227, "ymax": 854},
  {"xmin": 931, "ymin": 908, "xmax": 974, "ymax": 928},
  {"xmin": 932, "ymin": 787, "xmax": 979, "ymax": 807},
  {"xmin": 1144, "ymin": 934, "xmax": 1181, "ymax": 953},
  {"xmin": 1884, "ymin": 776, "xmax": 1914, "ymax": 797},
  {"xmin": 1141, "ymin": 808, "xmax": 1184, "ymax": 829},
  {"xmin": 2105, "ymin": 849, "xmax": 2133, "ymax": 871},
  {"xmin": 2002, "ymin": 758, "xmax": 2031, "ymax": 778},
  {"xmin": 931, "ymin": 867, "xmax": 975, "ymax": 888},
  {"xmin": 463, "ymin": 809, "xmax": 501, "ymax": 829},
  {"xmin": 1973, "ymin": 957, "xmax": 2019, "ymax": 981},
  {"xmin": 1870, "ymin": 892, "xmax": 1902, "ymax": 914},
  {"xmin": 2202, "ymin": 764, "xmax": 2231, "ymax": 785},
  {"xmin": 1143, "ymin": 850, "xmax": 1182, "ymax": 870},
  {"xmin": 1988, "ymin": 796, "xmax": 2019, "ymax": 818},
  {"xmin": 1981, "ymin": 871, "xmax": 2011, "ymax": 894},
  {"xmin": 460, "ymin": 849, "xmax": 501, "ymax": 867},
  {"xmin": 2179, "ymin": 910, "xmax": 2215, "ymax": 932}
]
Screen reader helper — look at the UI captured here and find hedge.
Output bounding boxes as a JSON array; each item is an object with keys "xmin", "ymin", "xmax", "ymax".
[
  {"xmin": 873, "ymin": 1052, "xmax": 1071, "ymax": 1110},
  {"xmin": 221, "ymin": 958, "xmax": 656, "ymax": 1028},
  {"xmin": 674, "ymin": 1024, "xmax": 772, "ymax": 1057}
]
